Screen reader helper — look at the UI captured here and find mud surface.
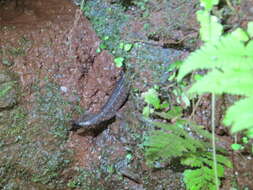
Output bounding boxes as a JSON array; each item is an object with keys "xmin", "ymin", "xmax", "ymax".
[
  {"xmin": 1, "ymin": 0, "xmax": 252, "ymax": 189},
  {"xmin": 0, "ymin": 0, "xmax": 124, "ymax": 189},
  {"xmin": 0, "ymin": 0, "xmax": 181, "ymax": 189}
]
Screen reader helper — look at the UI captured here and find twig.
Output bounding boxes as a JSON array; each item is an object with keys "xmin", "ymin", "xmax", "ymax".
[{"xmin": 190, "ymin": 95, "xmax": 203, "ymax": 120}]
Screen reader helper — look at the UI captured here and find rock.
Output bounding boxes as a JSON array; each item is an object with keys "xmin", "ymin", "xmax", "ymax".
[{"xmin": 120, "ymin": 167, "xmax": 142, "ymax": 184}]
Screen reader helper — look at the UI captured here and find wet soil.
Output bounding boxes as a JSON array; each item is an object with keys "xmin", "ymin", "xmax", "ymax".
[
  {"xmin": 1, "ymin": 0, "xmax": 183, "ymax": 189},
  {"xmin": 0, "ymin": 0, "xmax": 123, "ymax": 189},
  {"xmin": 1, "ymin": 0, "xmax": 253, "ymax": 189}
]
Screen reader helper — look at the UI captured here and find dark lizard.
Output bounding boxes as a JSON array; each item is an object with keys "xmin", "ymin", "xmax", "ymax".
[{"xmin": 70, "ymin": 71, "xmax": 129, "ymax": 131}]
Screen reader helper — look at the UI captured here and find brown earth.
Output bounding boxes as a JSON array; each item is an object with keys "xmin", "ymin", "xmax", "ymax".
[
  {"xmin": 0, "ymin": 0, "xmax": 122, "ymax": 178},
  {"xmin": 1, "ymin": 0, "xmax": 253, "ymax": 189}
]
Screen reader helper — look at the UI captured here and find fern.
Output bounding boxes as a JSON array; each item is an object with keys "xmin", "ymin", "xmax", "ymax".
[
  {"xmin": 144, "ymin": 105, "xmax": 232, "ymax": 188},
  {"xmin": 177, "ymin": 35, "xmax": 253, "ymax": 82},
  {"xmin": 183, "ymin": 167, "xmax": 219, "ymax": 190},
  {"xmin": 177, "ymin": 0, "xmax": 253, "ymax": 135},
  {"xmin": 144, "ymin": 120, "xmax": 209, "ymax": 162},
  {"xmin": 181, "ymin": 152, "xmax": 232, "ymax": 171},
  {"xmin": 224, "ymin": 97, "xmax": 253, "ymax": 133},
  {"xmin": 143, "ymin": 1, "xmax": 234, "ymax": 189},
  {"xmin": 182, "ymin": 152, "xmax": 232, "ymax": 190}
]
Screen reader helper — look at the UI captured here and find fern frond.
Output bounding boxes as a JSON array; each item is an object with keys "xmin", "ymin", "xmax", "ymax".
[
  {"xmin": 223, "ymin": 97, "xmax": 253, "ymax": 133},
  {"xmin": 201, "ymin": 152, "xmax": 232, "ymax": 168},
  {"xmin": 197, "ymin": 10, "xmax": 223, "ymax": 43},
  {"xmin": 199, "ymin": 0, "xmax": 219, "ymax": 11},
  {"xmin": 154, "ymin": 106, "xmax": 183, "ymax": 120},
  {"xmin": 155, "ymin": 110, "xmax": 212, "ymax": 141},
  {"xmin": 181, "ymin": 153, "xmax": 205, "ymax": 168},
  {"xmin": 144, "ymin": 132, "xmax": 188, "ymax": 161},
  {"xmin": 182, "ymin": 151, "xmax": 232, "ymax": 190},
  {"xmin": 177, "ymin": 24, "xmax": 253, "ymax": 134},
  {"xmin": 197, "ymin": 155, "xmax": 225, "ymax": 177},
  {"xmin": 188, "ymin": 121, "xmax": 212, "ymax": 140},
  {"xmin": 182, "ymin": 152, "xmax": 232, "ymax": 170},
  {"xmin": 144, "ymin": 121, "xmax": 207, "ymax": 162},
  {"xmin": 144, "ymin": 112, "xmax": 231, "ymax": 189},
  {"xmin": 183, "ymin": 167, "xmax": 220, "ymax": 190},
  {"xmin": 189, "ymin": 68, "xmax": 253, "ymax": 96},
  {"xmin": 177, "ymin": 34, "xmax": 252, "ymax": 81},
  {"xmin": 151, "ymin": 121, "xmax": 189, "ymax": 137}
]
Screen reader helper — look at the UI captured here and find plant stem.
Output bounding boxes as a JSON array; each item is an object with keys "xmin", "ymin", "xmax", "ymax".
[
  {"xmin": 211, "ymin": 93, "xmax": 219, "ymax": 190},
  {"xmin": 225, "ymin": 0, "xmax": 236, "ymax": 12},
  {"xmin": 81, "ymin": 0, "xmax": 85, "ymax": 10}
]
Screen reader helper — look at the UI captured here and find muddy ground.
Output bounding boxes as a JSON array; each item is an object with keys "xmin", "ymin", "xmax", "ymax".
[{"xmin": 0, "ymin": 0, "xmax": 253, "ymax": 189}]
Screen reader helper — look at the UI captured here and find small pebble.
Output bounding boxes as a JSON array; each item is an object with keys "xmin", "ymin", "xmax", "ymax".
[{"xmin": 60, "ymin": 86, "xmax": 68, "ymax": 93}]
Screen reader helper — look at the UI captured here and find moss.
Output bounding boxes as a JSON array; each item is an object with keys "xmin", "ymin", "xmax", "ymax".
[
  {"xmin": 83, "ymin": 0, "xmax": 130, "ymax": 57},
  {"xmin": 7, "ymin": 47, "xmax": 26, "ymax": 56},
  {"xmin": 0, "ymin": 72, "xmax": 25, "ymax": 143},
  {"xmin": 67, "ymin": 168, "xmax": 102, "ymax": 189},
  {"xmin": 83, "ymin": 0, "xmax": 185, "ymax": 86},
  {"xmin": 0, "ymin": 71, "xmax": 20, "ymax": 109},
  {"xmin": 0, "ymin": 79, "xmax": 74, "ymax": 188},
  {"xmin": 1, "ymin": 36, "xmax": 31, "ymax": 58},
  {"xmin": 31, "ymin": 152, "xmax": 70, "ymax": 185},
  {"xmin": 0, "ymin": 162, "xmax": 31, "ymax": 189},
  {"xmin": 32, "ymin": 81, "xmax": 71, "ymax": 141},
  {"xmin": 67, "ymin": 167, "xmax": 120, "ymax": 190},
  {"xmin": 6, "ymin": 107, "xmax": 27, "ymax": 137},
  {"xmin": 0, "ymin": 81, "xmax": 14, "ymax": 97}
]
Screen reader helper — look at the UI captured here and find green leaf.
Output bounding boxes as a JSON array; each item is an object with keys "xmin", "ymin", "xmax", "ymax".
[
  {"xmin": 114, "ymin": 57, "xmax": 124, "ymax": 67},
  {"xmin": 102, "ymin": 36, "xmax": 109, "ymax": 41},
  {"xmin": 2, "ymin": 58, "xmax": 13, "ymax": 66},
  {"xmin": 99, "ymin": 43, "xmax": 107, "ymax": 49},
  {"xmin": 242, "ymin": 137, "xmax": 249, "ymax": 144},
  {"xmin": 168, "ymin": 72, "xmax": 176, "ymax": 81},
  {"xmin": 0, "ymin": 82, "xmax": 14, "ymax": 97},
  {"xmin": 119, "ymin": 42, "xmax": 124, "ymax": 49},
  {"xmin": 126, "ymin": 153, "xmax": 133, "ymax": 160},
  {"xmin": 143, "ymin": 23, "xmax": 150, "ymax": 30},
  {"xmin": 153, "ymin": 84, "xmax": 159, "ymax": 90},
  {"xmin": 231, "ymin": 28, "xmax": 249, "ymax": 42},
  {"xmin": 194, "ymin": 74, "xmax": 203, "ymax": 81},
  {"xmin": 178, "ymin": 26, "xmax": 253, "ymax": 136},
  {"xmin": 124, "ymin": 43, "xmax": 133, "ymax": 52},
  {"xmin": 144, "ymin": 120, "xmax": 210, "ymax": 162},
  {"xmin": 247, "ymin": 22, "xmax": 253, "ymax": 37},
  {"xmin": 183, "ymin": 167, "xmax": 220, "ymax": 190},
  {"xmin": 247, "ymin": 128, "xmax": 253, "ymax": 138},
  {"xmin": 181, "ymin": 154, "xmax": 204, "ymax": 167},
  {"xmin": 96, "ymin": 48, "xmax": 101, "ymax": 53},
  {"xmin": 154, "ymin": 106, "xmax": 182, "ymax": 120},
  {"xmin": 144, "ymin": 132, "xmax": 190, "ymax": 160},
  {"xmin": 197, "ymin": 10, "xmax": 223, "ymax": 43},
  {"xmin": 168, "ymin": 61, "xmax": 183, "ymax": 72},
  {"xmin": 215, "ymin": 154, "xmax": 233, "ymax": 168},
  {"xmin": 231, "ymin": 143, "xmax": 243, "ymax": 151},
  {"xmin": 223, "ymin": 97, "xmax": 253, "ymax": 133},
  {"xmin": 189, "ymin": 69, "xmax": 253, "ymax": 96},
  {"xmin": 200, "ymin": 0, "xmax": 219, "ymax": 11},
  {"xmin": 177, "ymin": 34, "xmax": 251, "ymax": 81},
  {"xmin": 142, "ymin": 88, "xmax": 161, "ymax": 109},
  {"xmin": 181, "ymin": 92, "xmax": 191, "ymax": 107},
  {"xmin": 142, "ymin": 106, "xmax": 153, "ymax": 117},
  {"xmin": 159, "ymin": 101, "xmax": 170, "ymax": 109}
]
